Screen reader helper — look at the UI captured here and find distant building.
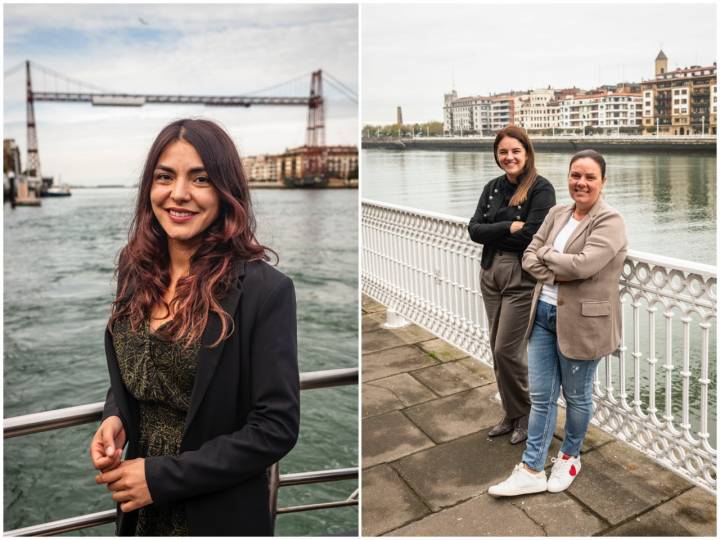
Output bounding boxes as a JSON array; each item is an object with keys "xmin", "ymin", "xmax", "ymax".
[
  {"xmin": 4, "ymin": 139, "xmax": 22, "ymax": 175},
  {"xmin": 443, "ymin": 91, "xmax": 494, "ymax": 135},
  {"xmin": 278, "ymin": 145, "xmax": 358, "ymax": 181},
  {"xmin": 490, "ymin": 95, "xmax": 514, "ymax": 131},
  {"xmin": 442, "ymin": 49, "xmax": 716, "ymax": 136},
  {"xmin": 396, "ymin": 106, "xmax": 403, "ymax": 126},
  {"xmin": 241, "ymin": 154, "xmax": 280, "ymax": 183},
  {"xmin": 641, "ymin": 50, "xmax": 717, "ymax": 135},
  {"xmin": 559, "ymin": 90, "xmax": 642, "ymax": 131}
]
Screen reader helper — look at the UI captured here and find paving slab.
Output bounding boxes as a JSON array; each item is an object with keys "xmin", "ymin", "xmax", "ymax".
[
  {"xmin": 567, "ymin": 441, "xmax": 693, "ymax": 526},
  {"xmin": 393, "ymin": 429, "xmax": 561, "ymax": 511},
  {"xmin": 363, "ymin": 345, "xmax": 437, "ymax": 382},
  {"xmin": 411, "ymin": 358, "xmax": 495, "ymax": 396},
  {"xmin": 363, "ymin": 328, "xmax": 407, "ymax": 354},
  {"xmin": 362, "ymin": 295, "xmax": 385, "ymax": 314},
  {"xmin": 603, "ymin": 486, "xmax": 716, "ymax": 537},
  {"xmin": 361, "ymin": 464, "xmax": 431, "ymax": 537},
  {"xmin": 362, "ymin": 312, "xmax": 386, "ymax": 334},
  {"xmin": 510, "ymin": 491, "xmax": 606, "ymax": 536},
  {"xmin": 368, "ymin": 373, "xmax": 437, "ymax": 408},
  {"xmin": 362, "ymin": 383, "xmax": 405, "ymax": 418},
  {"xmin": 387, "ymin": 493, "xmax": 545, "ymax": 536},
  {"xmin": 554, "ymin": 407, "xmax": 615, "ymax": 453},
  {"xmin": 417, "ymin": 338, "xmax": 470, "ymax": 362},
  {"xmin": 404, "ymin": 384, "xmax": 503, "ymax": 443},
  {"xmin": 362, "ymin": 410, "xmax": 435, "ymax": 469},
  {"xmin": 392, "ymin": 323, "xmax": 437, "ymax": 344}
]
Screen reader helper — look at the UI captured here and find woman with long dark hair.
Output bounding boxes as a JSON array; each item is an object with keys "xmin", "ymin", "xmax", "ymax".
[
  {"xmin": 468, "ymin": 126, "xmax": 555, "ymax": 444},
  {"xmin": 89, "ymin": 118, "xmax": 299, "ymax": 536}
]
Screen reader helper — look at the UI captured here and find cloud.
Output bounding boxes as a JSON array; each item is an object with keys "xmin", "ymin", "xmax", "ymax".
[
  {"xmin": 362, "ymin": 3, "xmax": 715, "ymax": 124},
  {"xmin": 3, "ymin": 4, "xmax": 358, "ymax": 185}
]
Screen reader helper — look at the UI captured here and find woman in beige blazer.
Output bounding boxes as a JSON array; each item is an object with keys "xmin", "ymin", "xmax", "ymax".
[{"xmin": 489, "ymin": 149, "xmax": 627, "ymax": 497}]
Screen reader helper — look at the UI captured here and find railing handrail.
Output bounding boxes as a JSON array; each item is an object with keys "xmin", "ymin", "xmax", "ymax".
[
  {"xmin": 4, "ymin": 367, "xmax": 359, "ymax": 536},
  {"xmin": 362, "ymin": 198, "xmax": 717, "ymax": 277},
  {"xmin": 4, "ymin": 367, "xmax": 358, "ymax": 438}
]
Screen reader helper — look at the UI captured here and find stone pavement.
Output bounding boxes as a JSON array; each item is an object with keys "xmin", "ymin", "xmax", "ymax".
[{"xmin": 361, "ymin": 295, "xmax": 717, "ymax": 537}]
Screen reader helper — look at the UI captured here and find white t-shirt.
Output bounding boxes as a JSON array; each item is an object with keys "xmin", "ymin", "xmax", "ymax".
[{"xmin": 539, "ymin": 216, "xmax": 583, "ymax": 306}]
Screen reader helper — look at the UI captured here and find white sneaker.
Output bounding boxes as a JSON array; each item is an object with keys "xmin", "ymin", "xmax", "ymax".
[
  {"xmin": 488, "ymin": 463, "xmax": 547, "ymax": 497},
  {"xmin": 547, "ymin": 451, "xmax": 581, "ymax": 492}
]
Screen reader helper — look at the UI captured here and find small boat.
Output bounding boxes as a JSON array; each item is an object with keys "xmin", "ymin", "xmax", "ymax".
[
  {"xmin": 40, "ymin": 175, "xmax": 72, "ymax": 197},
  {"xmin": 43, "ymin": 185, "xmax": 72, "ymax": 197}
]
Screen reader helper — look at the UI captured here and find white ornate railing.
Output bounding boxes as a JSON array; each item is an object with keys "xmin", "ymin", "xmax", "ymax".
[{"xmin": 362, "ymin": 199, "xmax": 717, "ymax": 493}]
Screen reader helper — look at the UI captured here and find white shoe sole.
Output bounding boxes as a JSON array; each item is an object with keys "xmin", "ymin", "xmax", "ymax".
[
  {"xmin": 488, "ymin": 483, "xmax": 547, "ymax": 497},
  {"xmin": 547, "ymin": 479, "xmax": 575, "ymax": 493}
]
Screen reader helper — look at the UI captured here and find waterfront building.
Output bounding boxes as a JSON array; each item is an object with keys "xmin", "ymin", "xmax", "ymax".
[
  {"xmin": 442, "ymin": 94, "xmax": 491, "ymax": 135},
  {"xmin": 443, "ymin": 91, "xmax": 495, "ymax": 135},
  {"xmin": 489, "ymin": 96, "xmax": 514, "ymax": 131},
  {"xmin": 641, "ymin": 50, "xmax": 717, "ymax": 135},
  {"xmin": 279, "ymin": 145, "xmax": 358, "ymax": 180},
  {"xmin": 559, "ymin": 90, "xmax": 642, "ymax": 132},
  {"xmin": 396, "ymin": 106, "xmax": 403, "ymax": 126},
  {"xmin": 4, "ymin": 138, "xmax": 22, "ymax": 175},
  {"xmin": 241, "ymin": 154, "xmax": 281, "ymax": 183},
  {"xmin": 515, "ymin": 88, "xmax": 560, "ymax": 131}
]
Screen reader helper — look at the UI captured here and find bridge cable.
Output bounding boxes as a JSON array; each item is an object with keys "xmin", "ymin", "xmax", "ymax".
[
  {"xmin": 323, "ymin": 71, "xmax": 358, "ymax": 99},
  {"xmin": 3, "ymin": 62, "xmax": 25, "ymax": 78},
  {"xmin": 244, "ymin": 72, "xmax": 313, "ymax": 97},
  {"xmin": 324, "ymin": 78, "xmax": 358, "ymax": 103},
  {"xmin": 29, "ymin": 61, "xmax": 115, "ymax": 94}
]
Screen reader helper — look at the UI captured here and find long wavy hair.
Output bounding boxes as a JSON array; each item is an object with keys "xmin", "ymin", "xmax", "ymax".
[
  {"xmin": 109, "ymin": 118, "xmax": 272, "ymax": 347},
  {"xmin": 492, "ymin": 125, "xmax": 539, "ymax": 206}
]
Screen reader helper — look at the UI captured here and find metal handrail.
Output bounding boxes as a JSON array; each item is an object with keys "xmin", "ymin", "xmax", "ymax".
[
  {"xmin": 4, "ymin": 367, "xmax": 359, "ymax": 536},
  {"xmin": 4, "ymin": 467, "xmax": 359, "ymax": 537},
  {"xmin": 4, "ymin": 367, "xmax": 359, "ymax": 439}
]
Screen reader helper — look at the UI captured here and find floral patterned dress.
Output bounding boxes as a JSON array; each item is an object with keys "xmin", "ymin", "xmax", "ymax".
[{"xmin": 112, "ymin": 317, "xmax": 200, "ymax": 536}]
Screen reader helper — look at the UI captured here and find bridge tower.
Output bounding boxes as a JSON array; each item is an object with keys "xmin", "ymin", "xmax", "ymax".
[
  {"xmin": 305, "ymin": 70, "xmax": 325, "ymax": 147},
  {"xmin": 25, "ymin": 61, "xmax": 41, "ymax": 178}
]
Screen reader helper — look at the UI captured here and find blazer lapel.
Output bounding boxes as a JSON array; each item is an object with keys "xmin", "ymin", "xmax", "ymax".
[
  {"xmin": 564, "ymin": 198, "xmax": 605, "ymax": 251},
  {"xmin": 182, "ymin": 260, "xmax": 246, "ymax": 439},
  {"xmin": 546, "ymin": 205, "xmax": 574, "ymax": 245}
]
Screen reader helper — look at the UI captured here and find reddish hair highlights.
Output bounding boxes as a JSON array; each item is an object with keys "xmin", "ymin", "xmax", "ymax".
[
  {"xmin": 109, "ymin": 118, "xmax": 272, "ymax": 347},
  {"xmin": 493, "ymin": 125, "xmax": 539, "ymax": 206}
]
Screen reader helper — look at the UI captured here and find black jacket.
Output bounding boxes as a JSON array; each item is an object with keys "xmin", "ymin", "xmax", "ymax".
[
  {"xmin": 102, "ymin": 259, "xmax": 299, "ymax": 536},
  {"xmin": 468, "ymin": 174, "xmax": 555, "ymax": 269}
]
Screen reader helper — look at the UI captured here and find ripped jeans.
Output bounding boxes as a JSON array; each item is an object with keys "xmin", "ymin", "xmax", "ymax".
[{"xmin": 521, "ymin": 301, "xmax": 600, "ymax": 472}]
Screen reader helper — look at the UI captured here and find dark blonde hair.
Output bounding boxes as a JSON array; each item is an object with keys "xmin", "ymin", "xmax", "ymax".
[{"xmin": 493, "ymin": 125, "xmax": 538, "ymax": 206}]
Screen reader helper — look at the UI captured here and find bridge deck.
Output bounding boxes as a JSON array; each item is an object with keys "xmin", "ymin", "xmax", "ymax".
[{"xmin": 361, "ymin": 295, "xmax": 716, "ymax": 536}]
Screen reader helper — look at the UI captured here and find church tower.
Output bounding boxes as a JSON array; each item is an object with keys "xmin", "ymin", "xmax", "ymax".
[{"xmin": 655, "ymin": 50, "xmax": 668, "ymax": 77}]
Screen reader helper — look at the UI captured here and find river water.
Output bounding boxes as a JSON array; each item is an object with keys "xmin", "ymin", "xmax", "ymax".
[
  {"xmin": 362, "ymin": 148, "xmax": 716, "ymax": 446},
  {"xmin": 3, "ymin": 188, "xmax": 358, "ymax": 535}
]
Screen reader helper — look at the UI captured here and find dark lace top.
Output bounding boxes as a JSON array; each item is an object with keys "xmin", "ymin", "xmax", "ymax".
[{"xmin": 112, "ymin": 317, "xmax": 200, "ymax": 537}]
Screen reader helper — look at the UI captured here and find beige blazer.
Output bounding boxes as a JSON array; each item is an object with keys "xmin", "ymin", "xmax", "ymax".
[{"xmin": 522, "ymin": 198, "xmax": 627, "ymax": 360}]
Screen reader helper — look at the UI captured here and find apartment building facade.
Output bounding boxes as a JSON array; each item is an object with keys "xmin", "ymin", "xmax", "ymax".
[{"xmin": 641, "ymin": 50, "xmax": 717, "ymax": 135}]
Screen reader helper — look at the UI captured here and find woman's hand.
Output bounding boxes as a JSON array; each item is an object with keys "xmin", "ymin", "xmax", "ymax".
[
  {"xmin": 510, "ymin": 221, "xmax": 525, "ymax": 234},
  {"xmin": 90, "ymin": 416, "xmax": 125, "ymax": 471},
  {"xmin": 96, "ymin": 458, "xmax": 153, "ymax": 513}
]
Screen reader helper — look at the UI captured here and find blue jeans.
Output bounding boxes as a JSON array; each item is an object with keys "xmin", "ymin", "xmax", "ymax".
[{"xmin": 521, "ymin": 301, "xmax": 600, "ymax": 472}]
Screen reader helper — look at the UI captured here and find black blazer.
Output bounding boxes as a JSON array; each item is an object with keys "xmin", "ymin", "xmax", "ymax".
[
  {"xmin": 468, "ymin": 174, "xmax": 556, "ymax": 269},
  {"xmin": 102, "ymin": 259, "xmax": 300, "ymax": 536}
]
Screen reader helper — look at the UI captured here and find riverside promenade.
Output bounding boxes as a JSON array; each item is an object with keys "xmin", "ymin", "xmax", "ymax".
[{"xmin": 361, "ymin": 295, "xmax": 716, "ymax": 537}]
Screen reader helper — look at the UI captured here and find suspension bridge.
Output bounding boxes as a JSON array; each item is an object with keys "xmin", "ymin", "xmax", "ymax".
[{"xmin": 3, "ymin": 60, "xmax": 358, "ymax": 203}]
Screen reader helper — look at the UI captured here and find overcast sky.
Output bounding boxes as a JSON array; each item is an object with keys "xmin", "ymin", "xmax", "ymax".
[
  {"xmin": 362, "ymin": 2, "xmax": 717, "ymax": 125},
  {"xmin": 4, "ymin": 4, "xmax": 358, "ymax": 185}
]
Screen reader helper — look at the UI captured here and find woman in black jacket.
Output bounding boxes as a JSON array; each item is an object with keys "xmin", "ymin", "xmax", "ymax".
[
  {"xmin": 468, "ymin": 126, "xmax": 555, "ymax": 444},
  {"xmin": 89, "ymin": 118, "xmax": 299, "ymax": 536}
]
